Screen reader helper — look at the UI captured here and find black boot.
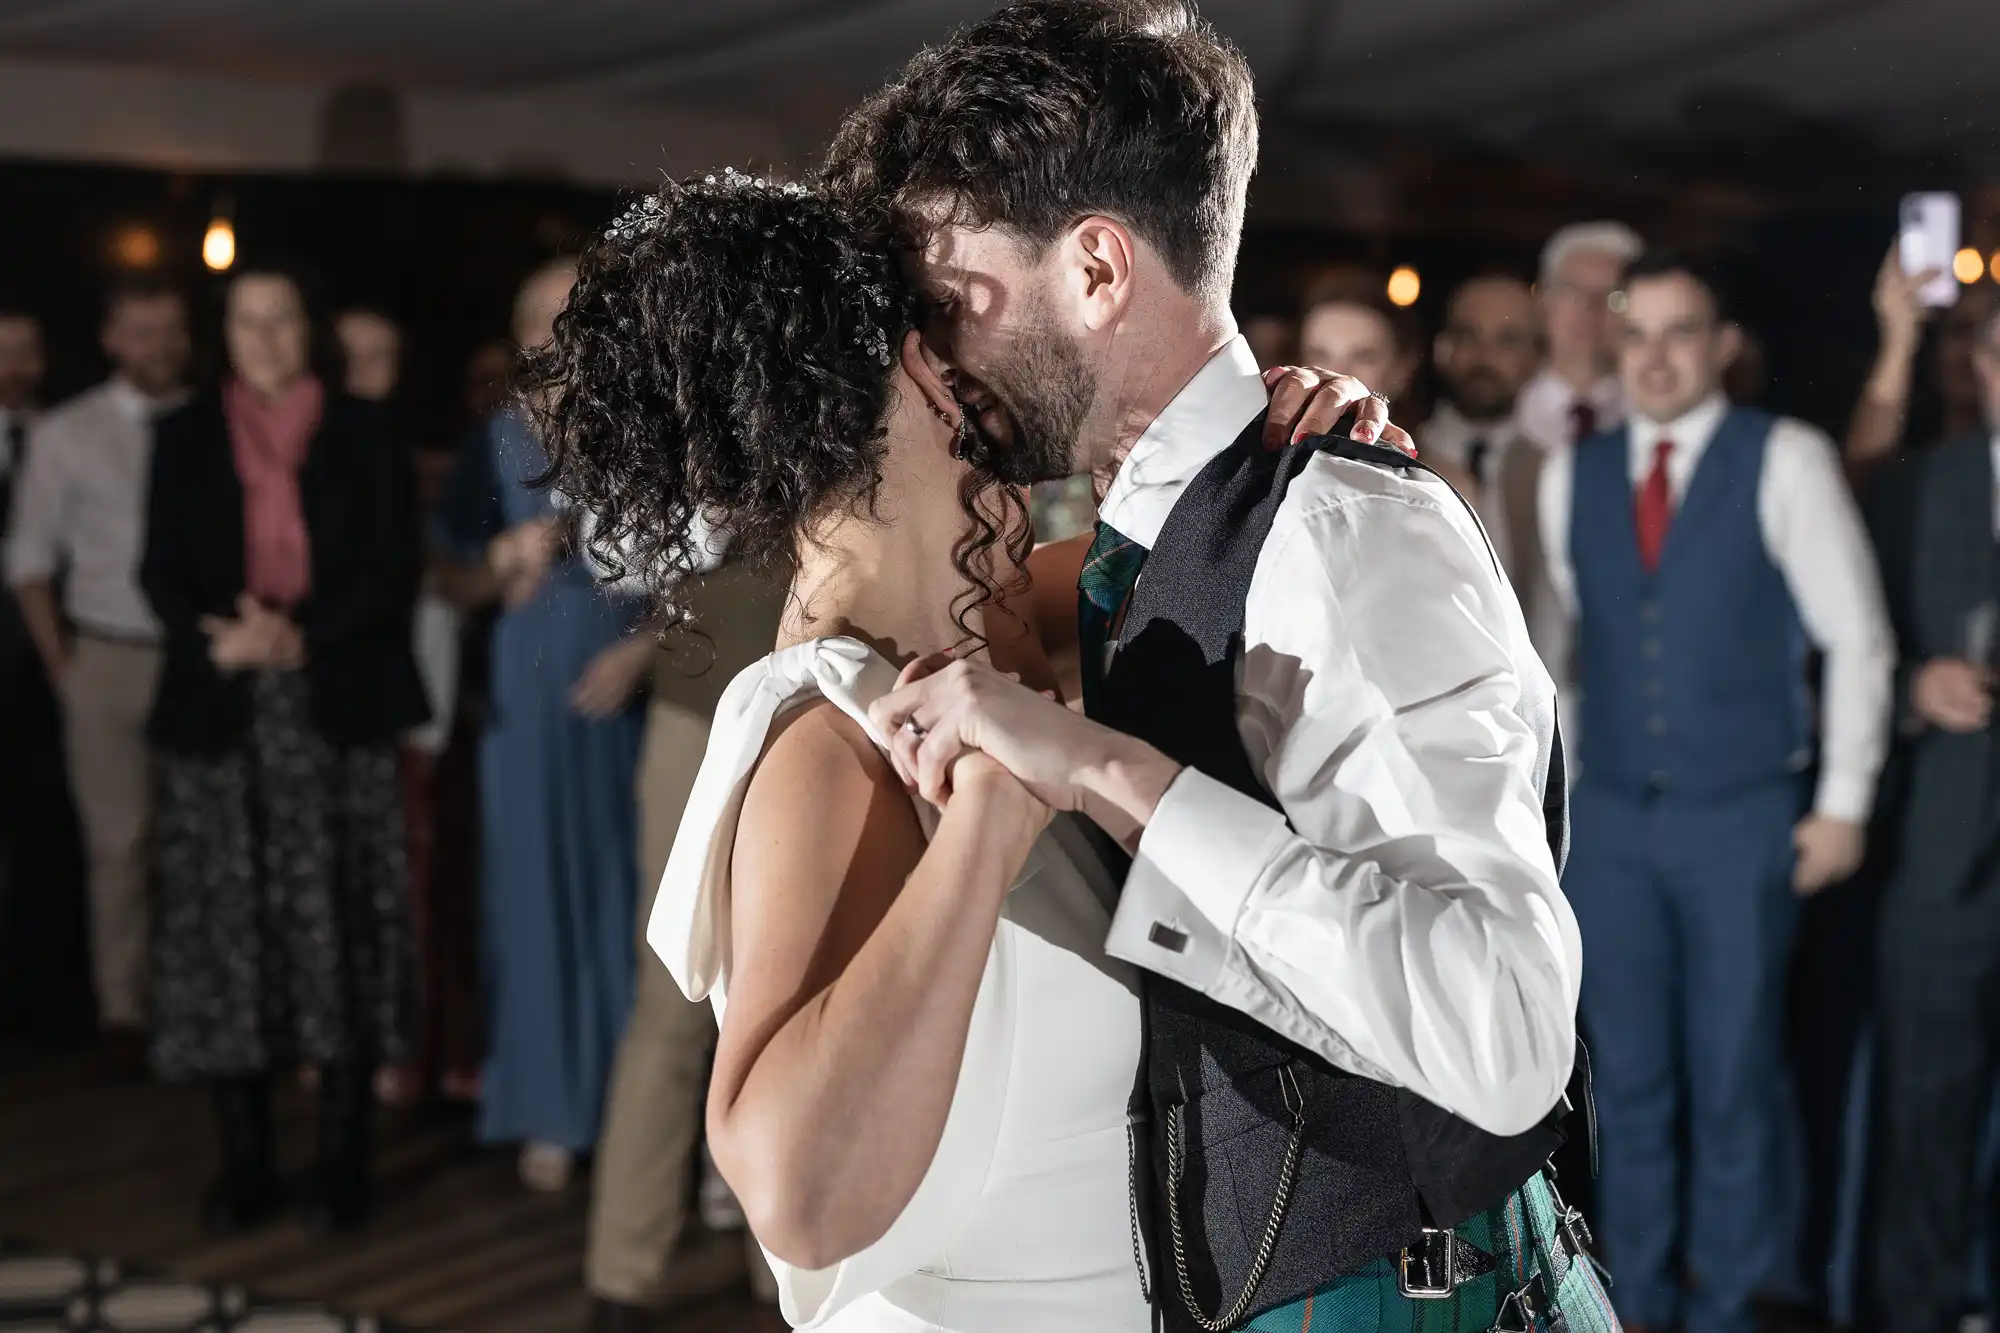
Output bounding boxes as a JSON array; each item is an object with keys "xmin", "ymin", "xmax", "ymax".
[
  {"xmin": 200, "ymin": 1074, "xmax": 282, "ymax": 1235},
  {"xmin": 303, "ymin": 1062, "xmax": 374, "ymax": 1233}
]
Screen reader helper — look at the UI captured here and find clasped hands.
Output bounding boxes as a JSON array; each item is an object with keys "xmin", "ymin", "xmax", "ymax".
[
  {"xmin": 868, "ymin": 654, "xmax": 1181, "ymax": 852},
  {"xmin": 201, "ymin": 593, "xmax": 306, "ymax": 673}
]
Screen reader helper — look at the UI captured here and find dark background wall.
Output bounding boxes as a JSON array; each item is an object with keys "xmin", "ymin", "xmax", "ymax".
[{"xmin": 0, "ymin": 155, "xmax": 1956, "ymax": 446}]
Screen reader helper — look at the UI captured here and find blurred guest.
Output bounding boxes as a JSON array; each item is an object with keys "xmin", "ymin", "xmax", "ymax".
[
  {"xmin": 141, "ymin": 260, "xmax": 424, "ymax": 1234},
  {"xmin": 1521, "ymin": 221, "xmax": 1643, "ymax": 452},
  {"xmin": 586, "ymin": 531, "xmax": 786, "ymax": 1331},
  {"xmin": 336, "ymin": 301, "xmax": 440, "ymax": 1106},
  {"xmin": 1421, "ymin": 270, "xmax": 1569, "ymax": 731},
  {"xmin": 1541, "ymin": 251, "xmax": 1894, "ymax": 1333},
  {"xmin": 6, "ymin": 280, "xmax": 190, "ymax": 1041},
  {"xmin": 0, "ymin": 301, "xmax": 92, "ymax": 1039},
  {"xmin": 463, "ymin": 337, "xmax": 515, "ymax": 425},
  {"xmin": 0, "ymin": 301, "xmax": 41, "ymax": 466},
  {"xmin": 1865, "ymin": 296, "xmax": 2000, "ymax": 1333},
  {"xmin": 1241, "ymin": 311, "xmax": 1298, "ymax": 370},
  {"xmin": 335, "ymin": 307, "xmax": 402, "ymax": 404},
  {"xmin": 401, "ymin": 435, "xmax": 482, "ymax": 1101},
  {"xmin": 1421, "ymin": 276, "xmax": 1544, "ymax": 577},
  {"xmin": 1297, "ymin": 266, "xmax": 1420, "ymax": 406},
  {"xmin": 435, "ymin": 260, "xmax": 650, "ymax": 1193},
  {"xmin": 1847, "ymin": 243, "xmax": 1995, "ymax": 479}
]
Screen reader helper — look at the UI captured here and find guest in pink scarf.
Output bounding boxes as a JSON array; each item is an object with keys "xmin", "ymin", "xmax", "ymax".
[{"xmin": 140, "ymin": 262, "xmax": 426, "ymax": 1239}]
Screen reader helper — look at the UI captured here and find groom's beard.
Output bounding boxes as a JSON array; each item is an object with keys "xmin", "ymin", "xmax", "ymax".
[{"xmin": 963, "ymin": 302, "xmax": 1096, "ymax": 486}]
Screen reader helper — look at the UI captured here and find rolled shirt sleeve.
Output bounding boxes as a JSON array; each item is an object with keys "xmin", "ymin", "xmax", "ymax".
[
  {"xmin": 1756, "ymin": 420, "xmax": 1895, "ymax": 824},
  {"xmin": 1106, "ymin": 463, "xmax": 1582, "ymax": 1138}
]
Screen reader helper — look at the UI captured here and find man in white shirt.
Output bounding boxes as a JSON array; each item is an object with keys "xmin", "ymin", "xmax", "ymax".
[
  {"xmin": 1519, "ymin": 222, "xmax": 1642, "ymax": 454},
  {"xmin": 831, "ymin": 6, "xmax": 1593, "ymax": 1329},
  {"xmin": 6, "ymin": 280, "xmax": 190, "ymax": 1034},
  {"xmin": 1536, "ymin": 251, "xmax": 1893, "ymax": 1333}
]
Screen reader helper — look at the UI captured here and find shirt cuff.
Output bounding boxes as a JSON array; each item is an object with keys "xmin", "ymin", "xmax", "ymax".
[
  {"xmin": 1813, "ymin": 768, "xmax": 1875, "ymax": 826},
  {"xmin": 1105, "ymin": 767, "xmax": 1293, "ymax": 992}
]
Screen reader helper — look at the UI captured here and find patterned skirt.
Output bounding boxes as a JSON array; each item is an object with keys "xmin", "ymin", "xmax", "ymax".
[
  {"xmin": 150, "ymin": 671, "xmax": 414, "ymax": 1080},
  {"xmin": 1246, "ymin": 1174, "xmax": 1620, "ymax": 1333}
]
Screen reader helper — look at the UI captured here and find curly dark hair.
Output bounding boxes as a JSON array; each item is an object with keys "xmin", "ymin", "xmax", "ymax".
[
  {"xmin": 820, "ymin": 0, "xmax": 1257, "ymax": 310},
  {"xmin": 518, "ymin": 170, "xmax": 1030, "ymax": 639}
]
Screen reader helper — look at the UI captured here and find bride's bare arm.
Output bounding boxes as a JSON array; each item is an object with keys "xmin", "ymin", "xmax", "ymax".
[{"xmin": 705, "ymin": 702, "xmax": 1047, "ymax": 1270}]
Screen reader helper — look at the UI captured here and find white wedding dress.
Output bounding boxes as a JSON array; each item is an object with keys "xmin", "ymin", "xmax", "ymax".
[{"xmin": 648, "ymin": 637, "xmax": 1151, "ymax": 1332}]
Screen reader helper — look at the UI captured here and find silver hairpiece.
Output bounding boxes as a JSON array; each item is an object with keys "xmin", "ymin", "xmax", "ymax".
[{"xmin": 604, "ymin": 168, "xmax": 812, "ymax": 244}]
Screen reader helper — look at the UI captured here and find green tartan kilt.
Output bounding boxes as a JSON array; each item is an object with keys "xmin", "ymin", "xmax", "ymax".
[{"xmin": 1245, "ymin": 1174, "xmax": 1620, "ymax": 1333}]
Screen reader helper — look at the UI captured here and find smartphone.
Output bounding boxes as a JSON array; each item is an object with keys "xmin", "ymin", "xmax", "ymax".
[{"xmin": 1899, "ymin": 191, "xmax": 1961, "ymax": 308}]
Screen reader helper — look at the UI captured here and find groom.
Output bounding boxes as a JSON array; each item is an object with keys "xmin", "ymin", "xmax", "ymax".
[{"xmin": 837, "ymin": 4, "xmax": 1604, "ymax": 1332}]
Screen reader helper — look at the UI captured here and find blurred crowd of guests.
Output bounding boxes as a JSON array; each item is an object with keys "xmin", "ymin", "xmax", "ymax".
[{"xmin": 3, "ymin": 213, "xmax": 2000, "ymax": 1333}]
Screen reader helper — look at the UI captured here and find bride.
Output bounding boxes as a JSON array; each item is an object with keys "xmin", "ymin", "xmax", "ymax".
[{"xmin": 521, "ymin": 170, "xmax": 1374, "ymax": 1332}]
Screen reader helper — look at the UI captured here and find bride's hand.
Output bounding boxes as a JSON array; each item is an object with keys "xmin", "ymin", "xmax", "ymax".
[
  {"xmin": 1262, "ymin": 365, "xmax": 1417, "ymax": 454},
  {"xmin": 944, "ymin": 751, "xmax": 1054, "ymax": 837}
]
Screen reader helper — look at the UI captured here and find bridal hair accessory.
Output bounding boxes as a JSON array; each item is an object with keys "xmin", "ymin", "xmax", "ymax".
[{"xmin": 603, "ymin": 167, "xmax": 810, "ymax": 243}]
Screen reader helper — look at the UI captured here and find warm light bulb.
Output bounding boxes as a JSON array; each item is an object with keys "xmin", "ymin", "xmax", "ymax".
[
  {"xmin": 1386, "ymin": 266, "xmax": 1421, "ymax": 308},
  {"xmin": 203, "ymin": 218, "xmax": 236, "ymax": 272},
  {"xmin": 111, "ymin": 225, "xmax": 161, "ymax": 269},
  {"xmin": 1953, "ymin": 246, "xmax": 1984, "ymax": 284},
  {"xmin": 1989, "ymin": 251, "xmax": 2000, "ymax": 284}
]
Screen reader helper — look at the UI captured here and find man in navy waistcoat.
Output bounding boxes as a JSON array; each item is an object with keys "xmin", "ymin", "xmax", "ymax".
[{"xmin": 1537, "ymin": 251, "xmax": 1896, "ymax": 1333}]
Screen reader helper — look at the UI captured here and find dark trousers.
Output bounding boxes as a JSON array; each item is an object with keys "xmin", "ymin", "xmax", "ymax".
[
  {"xmin": 1563, "ymin": 780, "xmax": 1802, "ymax": 1333},
  {"xmin": 1788, "ymin": 857, "xmax": 1883, "ymax": 1315},
  {"xmin": 0, "ymin": 649, "xmax": 91, "ymax": 1035},
  {"xmin": 1872, "ymin": 868, "xmax": 2000, "ymax": 1333}
]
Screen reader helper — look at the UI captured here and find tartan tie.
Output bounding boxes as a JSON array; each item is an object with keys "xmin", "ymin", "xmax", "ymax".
[{"xmin": 1077, "ymin": 519, "xmax": 1146, "ymax": 718}]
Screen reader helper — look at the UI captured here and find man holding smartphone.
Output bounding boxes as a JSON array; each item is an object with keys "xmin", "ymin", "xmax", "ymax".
[{"xmin": 1866, "ymin": 295, "xmax": 2000, "ymax": 1333}]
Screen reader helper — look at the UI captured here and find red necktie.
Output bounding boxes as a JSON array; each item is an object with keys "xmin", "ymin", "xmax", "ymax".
[
  {"xmin": 1569, "ymin": 400, "xmax": 1598, "ymax": 445},
  {"xmin": 1635, "ymin": 438, "xmax": 1675, "ymax": 572}
]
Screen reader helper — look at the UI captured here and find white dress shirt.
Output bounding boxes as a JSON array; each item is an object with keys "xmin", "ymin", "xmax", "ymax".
[
  {"xmin": 1099, "ymin": 335, "xmax": 1581, "ymax": 1138},
  {"xmin": 1518, "ymin": 368, "xmax": 1622, "ymax": 455},
  {"xmin": 5, "ymin": 378, "xmax": 182, "ymax": 640},
  {"xmin": 1537, "ymin": 393, "xmax": 1894, "ymax": 823}
]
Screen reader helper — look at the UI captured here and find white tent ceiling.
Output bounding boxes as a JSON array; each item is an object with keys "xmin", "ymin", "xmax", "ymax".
[{"xmin": 0, "ymin": 0, "xmax": 1995, "ymax": 197}]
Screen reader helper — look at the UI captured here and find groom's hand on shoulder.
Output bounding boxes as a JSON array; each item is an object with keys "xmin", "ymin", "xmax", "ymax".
[{"xmin": 1263, "ymin": 365, "xmax": 1417, "ymax": 455}]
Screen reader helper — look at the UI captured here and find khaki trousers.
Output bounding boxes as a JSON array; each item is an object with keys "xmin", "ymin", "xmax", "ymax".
[
  {"xmin": 585, "ymin": 701, "xmax": 727, "ymax": 1303},
  {"xmin": 61, "ymin": 635, "xmax": 161, "ymax": 1029}
]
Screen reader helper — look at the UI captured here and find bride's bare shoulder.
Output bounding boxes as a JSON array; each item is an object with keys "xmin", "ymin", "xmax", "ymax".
[{"xmin": 731, "ymin": 699, "xmax": 927, "ymax": 933}]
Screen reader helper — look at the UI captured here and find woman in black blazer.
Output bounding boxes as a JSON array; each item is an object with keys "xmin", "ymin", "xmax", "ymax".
[{"xmin": 140, "ymin": 260, "xmax": 426, "ymax": 1235}]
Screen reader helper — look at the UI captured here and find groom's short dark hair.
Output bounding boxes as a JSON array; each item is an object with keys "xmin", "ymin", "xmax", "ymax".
[{"xmin": 823, "ymin": 0, "xmax": 1257, "ymax": 309}]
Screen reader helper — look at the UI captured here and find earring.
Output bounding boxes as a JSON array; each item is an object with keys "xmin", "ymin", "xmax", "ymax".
[{"xmin": 931, "ymin": 400, "xmax": 973, "ymax": 459}]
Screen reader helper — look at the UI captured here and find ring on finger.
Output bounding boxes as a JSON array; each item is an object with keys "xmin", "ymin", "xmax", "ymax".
[
  {"xmin": 903, "ymin": 718, "xmax": 929, "ymax": 740},
  {"xmin": 1367, "ymin": 391, "xmax": 1391, "ymax": 408}
]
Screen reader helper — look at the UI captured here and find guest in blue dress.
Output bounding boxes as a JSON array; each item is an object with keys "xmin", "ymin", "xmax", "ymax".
[{"xmin": 434, "ymin": 259, "xmax": 656, "ymax": 1191}]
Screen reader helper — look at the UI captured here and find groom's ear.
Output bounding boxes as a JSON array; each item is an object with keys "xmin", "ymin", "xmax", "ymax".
[{"xmin": 1065, "ymin": 216, "xmax": 1136, "ymax": 333}]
